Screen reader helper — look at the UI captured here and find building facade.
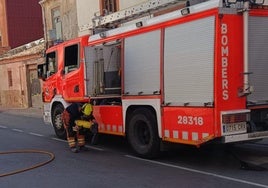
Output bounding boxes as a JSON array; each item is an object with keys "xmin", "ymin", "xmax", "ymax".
[
  {"xmin": 0, "ymin": 39, "xmax": 45, "ymax": 108},
  {"xmin": 39, "ymin": 0, "xmax": 78, "ymax": 47},
  {"xmin": 40, "ymin": 0, "xmax": 146, "ymax": 45},
  {"xmin": 0, "ymin": 0, "xmax": 44, "ymax": 108}
]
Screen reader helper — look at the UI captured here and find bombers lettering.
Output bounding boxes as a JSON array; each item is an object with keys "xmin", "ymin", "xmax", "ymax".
[{"xmin": 221, "ymin": 23, "xmax": 229, "ymax": 100}]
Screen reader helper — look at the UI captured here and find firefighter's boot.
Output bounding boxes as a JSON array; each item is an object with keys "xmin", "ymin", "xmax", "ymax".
[
  {"xmin": 67, "ymin": 137, "xmax": 78, "ymax": 153},
  {"xmin": 77, "ymin": 132, "xmax": 87, "ymax": 151},
  {"xmin": 70, "ymin": 147, "xmax": 79, "ymax": 153}
]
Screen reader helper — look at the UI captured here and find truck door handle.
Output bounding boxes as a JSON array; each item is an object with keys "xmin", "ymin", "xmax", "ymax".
[{"xmin": 74, "ymin": 85, "xmax": 79, "ymax": 93}]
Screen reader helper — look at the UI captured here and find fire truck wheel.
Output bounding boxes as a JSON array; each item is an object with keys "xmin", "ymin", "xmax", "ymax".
[
  {"xmin": 52, "ymin": 104, "xmax": 66, "ymax": 139},
  {"xmin": 127, "ymin": 108, "xmax": 160, "ymax": 159}
]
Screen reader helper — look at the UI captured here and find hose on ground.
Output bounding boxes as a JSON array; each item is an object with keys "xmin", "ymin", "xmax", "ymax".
[{"xmin": 0, "ymin": 149, "xmax": 55, "ymax": 177}]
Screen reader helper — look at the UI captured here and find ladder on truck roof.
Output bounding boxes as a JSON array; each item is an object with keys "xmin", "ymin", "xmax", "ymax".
[{"xmin": 80, "ymin": 0, "xmax": 186, "ymax": 32}]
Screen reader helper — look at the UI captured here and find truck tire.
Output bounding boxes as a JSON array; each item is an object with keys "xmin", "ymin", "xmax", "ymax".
[
  {"xmin": 127, "ymin": 108, "xmax": 160, "ymax": 159},
  {"xmin": 52, "ymin": 104, "xmax": 66, "ymax": 139}
]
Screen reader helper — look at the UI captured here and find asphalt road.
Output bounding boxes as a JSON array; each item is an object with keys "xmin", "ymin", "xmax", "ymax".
[{"xmin": 1, "ymin": 111, "xmax": 268, "ymax": 188}]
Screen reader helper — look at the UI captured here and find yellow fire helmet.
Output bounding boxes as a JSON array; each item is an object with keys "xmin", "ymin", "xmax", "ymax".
[{"xmin": 81, "ymin": 103, "xmax": 93, "ymax": 116}]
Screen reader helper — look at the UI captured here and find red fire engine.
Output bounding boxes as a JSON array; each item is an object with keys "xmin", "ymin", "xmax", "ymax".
[{"xmin": 38, "ymin": 0, "xmax": 268, "ymax": 158}]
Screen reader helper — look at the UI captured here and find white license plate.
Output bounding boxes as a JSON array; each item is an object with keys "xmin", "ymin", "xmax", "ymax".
[{"xmin": 222, "ymin": 122, "xmax": 247, "ymax": 135}]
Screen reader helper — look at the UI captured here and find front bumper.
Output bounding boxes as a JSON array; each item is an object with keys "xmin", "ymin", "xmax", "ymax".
[
  {"xmin": 222, "ymin": 131, "xmax": 268, "ymax": 143},
  {"xmin": 43, "ymin": 103, "xmax": 52, "ymax": 125}
]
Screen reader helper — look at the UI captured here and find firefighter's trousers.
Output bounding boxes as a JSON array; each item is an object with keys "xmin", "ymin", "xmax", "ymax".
[
  {"xmin": 75, "ymin": 120, "xmax": 99, "ymax": 145},
  {"xmin": 62, "ymin": 110, "xmax": 85, "ymax": 149}
]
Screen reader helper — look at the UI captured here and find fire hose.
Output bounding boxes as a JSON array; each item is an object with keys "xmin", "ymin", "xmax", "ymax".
[
  {"xmin": 0, "ymin": 149, "xmax": 55, "ymax": 177},
  {"xmin": 0, "ymin": 121, "xmax": 96, "ymax": 177}
]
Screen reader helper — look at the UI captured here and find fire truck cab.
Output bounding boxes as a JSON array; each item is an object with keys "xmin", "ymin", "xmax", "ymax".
[{"xmin": 38, "ymin": 0, "xmax": 268, "ymax": 158}]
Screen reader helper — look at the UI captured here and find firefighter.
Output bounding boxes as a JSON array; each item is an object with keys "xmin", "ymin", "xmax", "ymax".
[
  {"xmin": 76, "ymin": 103, "xmax": 99, "ymax": 145},
  {"xmin": 62, "ymin": 103, "xmax": 98, "ymax": 153}
]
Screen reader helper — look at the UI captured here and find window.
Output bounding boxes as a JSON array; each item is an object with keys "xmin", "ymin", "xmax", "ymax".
[
  {"xmin": 8, "ymin": 70, "xmax": 13, "ymax": 87},
  {"xmin": 100, "ymin": 0, "xmax": 118, "ymax": 15},
  {"xmin": 64, "ymin": 44, "xmax": 79, "ymax": 74},
  {"xmin": 51, "ymin": 7, "xmax": 62, "ymax": 41}
]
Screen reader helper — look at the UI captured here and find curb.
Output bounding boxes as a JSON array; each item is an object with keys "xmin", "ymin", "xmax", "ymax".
[{"xmin": 0, "ymin": 107, "xmax": 43, "ymax": 118}]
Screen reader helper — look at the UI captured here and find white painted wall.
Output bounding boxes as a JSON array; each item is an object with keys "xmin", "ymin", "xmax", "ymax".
[
  {"xmin": 119, "ymin": 0, "xmax": 146, "ymax": 9},
  {"xmin": 77, "ymin": 0, "xmax": 99, "ymax": 36},
  {"xmin": 77, "ymin": 0, "xmax": 147, "ymax": 36}
]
